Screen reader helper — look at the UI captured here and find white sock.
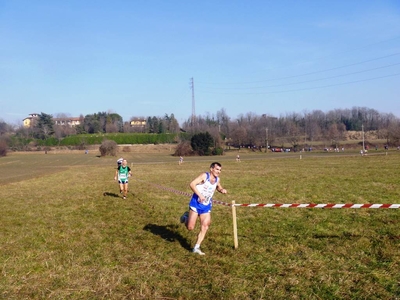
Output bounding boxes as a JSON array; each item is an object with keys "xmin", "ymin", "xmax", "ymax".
[{"xmin": 194, "ymin": 244, "xmax": 200, "ymax": 249}]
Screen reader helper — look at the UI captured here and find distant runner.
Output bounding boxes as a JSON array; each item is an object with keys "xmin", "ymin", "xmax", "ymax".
[
  {"xmin": 117, "ymin": 157, "xmax": 124, "ymax": 167},
  {"xmin": 114, "ymin": 159, "xmax": 132, "ymax": 199}
]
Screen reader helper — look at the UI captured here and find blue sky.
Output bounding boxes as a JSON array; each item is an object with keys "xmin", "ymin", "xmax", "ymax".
[{"xmin": 1, "ymin": 0, "xmax": 400, "ymax": 126}]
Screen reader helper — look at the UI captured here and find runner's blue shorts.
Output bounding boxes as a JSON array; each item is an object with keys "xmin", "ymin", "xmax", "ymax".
[{"xmin": 189, "ymin": 196, "xmax": 212, "ymax": 214}]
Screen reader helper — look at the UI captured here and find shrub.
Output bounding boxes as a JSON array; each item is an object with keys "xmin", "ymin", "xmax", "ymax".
[
  {"xmin": 99, "ymin": 140, "xmax": 117, "ymax": 156},
  {"xmin": 174, "ymin": 141, "xmax": 193, "ymax": 156},
  {"xmin": 212, "ymin": 147, "xmax": 224, "ymax": 155},
  {"xmin": 0, "ymin": 139, "xmax": 7, "ymax": 157},
  {"xmin": 191, "ymin": 132, "xmax": 214, "ymax": 156}
]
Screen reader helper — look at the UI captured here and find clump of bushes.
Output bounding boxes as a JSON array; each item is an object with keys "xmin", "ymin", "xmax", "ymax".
[
  {"xmin": 174, "ymin": 133, "xmax": 224, "ymax": 156},
  {"xmin": 174, "ymin": 141, "xmax": 193, "ymax": 156},
  {"xmin": 99, "ymin": 140, "xmax": 117, "ymax": 156},
  {"xmin": 212, "ymin": 147, "xmax": 224, "ymax": 155},
  {"xmin": 0, "ymin": 139, "xmax": 7, "ymax": 157},
  {"xmin": 191, "ymin": 132, "xmax": 214, "ymax": 156}
]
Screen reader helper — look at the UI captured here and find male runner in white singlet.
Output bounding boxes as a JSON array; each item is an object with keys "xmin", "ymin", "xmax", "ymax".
[{"xmin": 180, "ymin": 162, "xmax": 227, "ymax": 255}]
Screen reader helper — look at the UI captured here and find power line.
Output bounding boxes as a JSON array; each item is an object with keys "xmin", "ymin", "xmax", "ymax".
[
  {"xmin": 197, "ymin": 62, "xmax": 400, "ymax": 90},
  {"xmin": 199, "ymin": 73, "xmax": 400, "ymax": 95},
  {"xmin": 197, "ymin": 52, "xmax": 400, "ymax": 85}
]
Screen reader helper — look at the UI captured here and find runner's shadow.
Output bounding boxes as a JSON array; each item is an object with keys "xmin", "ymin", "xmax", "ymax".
[
  {"xmin": 103, "ymin": 192, "xmax": 120, "ymax": 198},
  {"xmin": 143, "ymin": 224, "xmax": 191, "ymax": 251}
]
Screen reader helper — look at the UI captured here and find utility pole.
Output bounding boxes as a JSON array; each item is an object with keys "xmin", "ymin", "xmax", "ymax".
[
  {"xmin": 190, "ymin": 77, "xmax": 195, "ymax": 127},
  {"xmin": 265, "ymin": 128, "xmax": 268, "ymax": 153},
  {"xmin": 362, "ymin": 124, "xmax": 365, "ymax": 152}
]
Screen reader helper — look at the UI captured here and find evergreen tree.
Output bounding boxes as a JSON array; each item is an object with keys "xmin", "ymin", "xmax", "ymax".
[
  {"xmin": 191, "ymin": 132, "xmax": 214, "ymax": 156},
  {"xmin": 34, "ymin": 112, "xmax": 55, "ymax": 139}
]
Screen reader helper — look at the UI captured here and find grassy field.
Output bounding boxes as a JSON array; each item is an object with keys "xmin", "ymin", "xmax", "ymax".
[{"xmin": 0, "ymin": 150, "xmax": 399, "ymax": 299}]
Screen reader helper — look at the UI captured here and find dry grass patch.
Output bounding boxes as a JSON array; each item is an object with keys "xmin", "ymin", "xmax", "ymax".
[{"xmin": 0, "ymin": 151, "xmax": 399, "ymax": 299}]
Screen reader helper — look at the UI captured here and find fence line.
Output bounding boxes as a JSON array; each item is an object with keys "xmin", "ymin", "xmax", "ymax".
[
  {"xmin": 134, "ymin": 179, "xmax": 400, "ymax": 209},
  {"xmin": 135, "ymin": 179, "xmax": 399, "ymax": 249}
]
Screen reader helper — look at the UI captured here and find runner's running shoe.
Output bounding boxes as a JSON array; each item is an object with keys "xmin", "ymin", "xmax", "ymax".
[
  {"xmin": 192, "ymin": 248, "xmax": 205, "ymax": 255},
  {"xmin": 180, "ymin": 211, "xmax": 189, "ymax": 223}
]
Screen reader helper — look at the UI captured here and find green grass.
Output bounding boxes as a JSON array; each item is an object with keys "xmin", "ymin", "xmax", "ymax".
[{"xmin": 0, "ymin": 150, "xmax": 399, "ymax": 299}]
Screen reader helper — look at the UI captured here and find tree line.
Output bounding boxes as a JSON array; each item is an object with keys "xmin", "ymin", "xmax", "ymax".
[
  {"xmin": 0, "ymin": 106, "xmax": 399, "ymax": 153},
  {"xmin": 182, "ymin": 107, "xmax": 400, "ymax": 149},
  {"xmin": 10, "ymin": 112, "xmax": 181, "ymax": 141}
]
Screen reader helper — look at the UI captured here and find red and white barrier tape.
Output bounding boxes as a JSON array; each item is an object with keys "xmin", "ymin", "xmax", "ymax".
[
  {"xmin": 135, "ymin": 179, "xmax": 400, "ymax": 208},
  {"xmin": 230, "ymin": 203, "xmax": 400, "ymax": 209}
]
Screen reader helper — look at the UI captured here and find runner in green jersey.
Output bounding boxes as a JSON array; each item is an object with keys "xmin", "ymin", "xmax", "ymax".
[{"xmin": 114, "ymin": 159, "xmax": 132, "ymax": 199}]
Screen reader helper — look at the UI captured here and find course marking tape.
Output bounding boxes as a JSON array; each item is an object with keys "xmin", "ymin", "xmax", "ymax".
[
  {"xmin": 135, "ymin": 179, "xmax": 400, "ymax": 208},
  {"xmin": 230, "ymin": 203, "xmax": 400, "ymax": 209}
]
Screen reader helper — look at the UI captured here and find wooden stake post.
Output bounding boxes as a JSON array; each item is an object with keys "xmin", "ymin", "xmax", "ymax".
[{"xmin": 232, "ymin": 200, "xmax": 238, "ymax": 249}]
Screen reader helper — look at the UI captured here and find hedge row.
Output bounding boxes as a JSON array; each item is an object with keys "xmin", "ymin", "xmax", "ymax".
[{"xmin": 34, "ymin": 133, "xmax": 182, "ymax": 147}]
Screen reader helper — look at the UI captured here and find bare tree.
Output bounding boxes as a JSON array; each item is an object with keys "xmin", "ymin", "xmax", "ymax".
[
  {"xmin": 327, "ymin": 123, "xmax": 340, "ymax": 148},
  {"xmin": 230, "ymin": 121, "xmax": 247, "ymax": 147},
  {"xmin": 216, "ymin": 108, "xmax": 230, "ymax": 137},
  {"xmin": 387, "ymin": 118, "xmax": 400, "ymax": 146},
  {"xmin": 105, "ymin": 122, "xmax": 119, "ymax": 133},
  {"xmin": 286, "ymin": 120, "xmax": 301, "ymax": 148}
]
